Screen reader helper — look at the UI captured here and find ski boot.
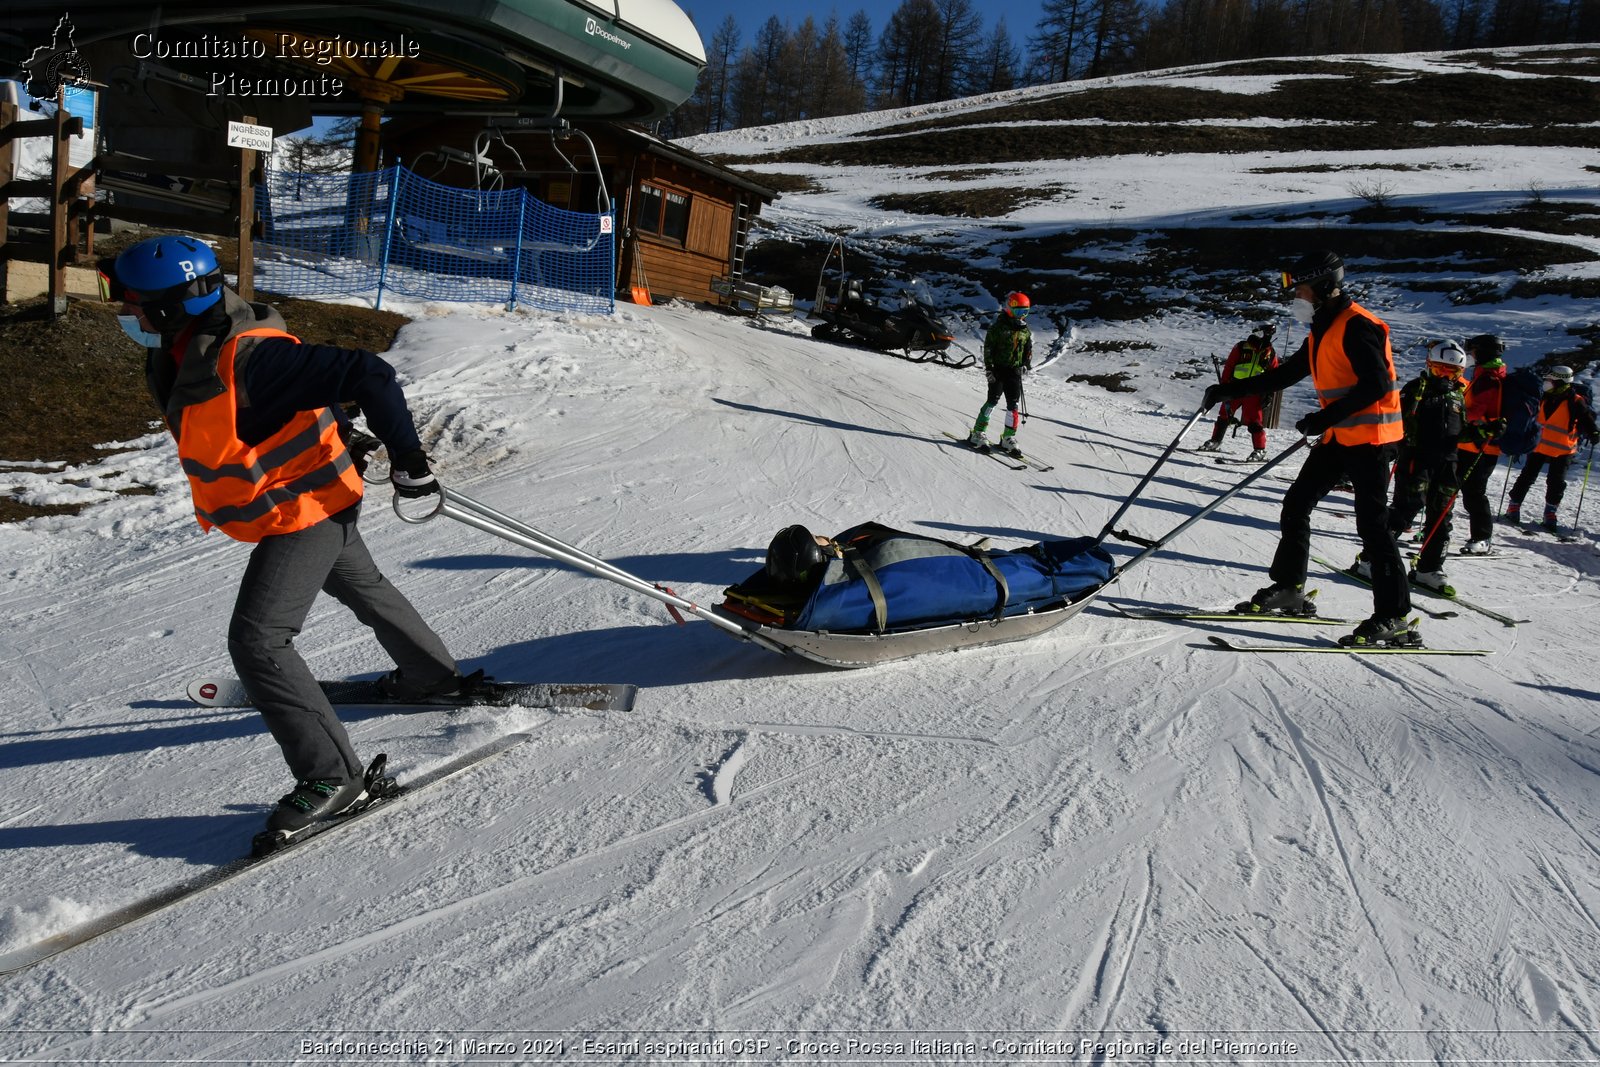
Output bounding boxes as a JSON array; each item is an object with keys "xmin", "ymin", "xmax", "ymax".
[
  {"xmin": 253, "ymin": 755, "xmax": 398, "ymax": 856},
  {"xmin": 1542, "ymin": 508, "xmax": 1560, "ymax": 533},
  {"xmin": 1409, "ymin": 568, "xmax": 1455, "ymax": 598},
  {"xmin": 1459, "ymin": 539, "xmax": 1492, "ymax": 556},
  {"xmin": 1245, "ymin": 448, "xmax": 1268, "ymax": 462},
  {"xmin": 455, "ymin": 668, "xmax": 510, "ymax": 704},
  {"xmin": 1196, "ymin": 439, "xmax": 1222, "ymax": 453},
  {"xmin": 1501, "ymin": 502, "xmax": 1522, "ymax": 526},
  {"xmin": 965, "ymin": 429, "xmax": 988, "ymax": 449},
  {"xmin": 1339, "ymin": 615, "xmax": 1423, "ymax": 648},
  {"xmin": 1235, "ymin": 582, "xmax": 1317, "ymax": 617},
  {"xmin": 1348, "ymin": 553, "xmax": 1373, "ymax": 580},
  {"xmin": 995, "ymin": 434, "xmax": 1021, "ymax": 456}
]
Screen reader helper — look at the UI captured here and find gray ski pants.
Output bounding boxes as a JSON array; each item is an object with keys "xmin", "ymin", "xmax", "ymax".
[{"xmin": 227, "ymin": 506, "xmax": 456, "ymax": 784}]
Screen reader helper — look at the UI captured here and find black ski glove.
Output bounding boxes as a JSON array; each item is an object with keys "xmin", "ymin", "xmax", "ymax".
[
  {"xmin": 391, "ymin": 449, "xmax": 439, "ymax": 498},
  {"xmin": 347, "ymin": 430, "xmax": 382, "ymax": 478},
  {"xmin": 1202, "ymin": 382, "xmax": 1242, "ymax": 411},
  {"xmin": 1294, "ymin": 409, "xmax": 1337, "ymax": 438}
]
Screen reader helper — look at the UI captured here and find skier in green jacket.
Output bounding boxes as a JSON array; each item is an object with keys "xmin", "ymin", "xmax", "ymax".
[{"xmin": 966, "ymin": 291, "xmax": 1034, "ymax": 455}]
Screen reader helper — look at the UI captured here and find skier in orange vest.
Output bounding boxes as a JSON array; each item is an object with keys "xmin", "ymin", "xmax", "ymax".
[
  {"xmin": 1505, "ymin": 365, "xmax": 1598, "ymax": 533},
  {"xmin": 1204, "ymin": 250, "xmax": 1413, "ymax": 647},
  {"xmin": 106, "ymin": 235, "xmax": 471, "ymax": 842}
]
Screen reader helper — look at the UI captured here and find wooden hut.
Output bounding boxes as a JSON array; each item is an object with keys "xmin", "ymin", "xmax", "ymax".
[{"xmin": 382, "ymin": 119, "xmax": 778, "ymax": 305}]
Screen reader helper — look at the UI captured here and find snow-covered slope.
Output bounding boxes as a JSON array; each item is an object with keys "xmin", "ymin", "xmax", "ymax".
[
  {"xmin": 4, "ymin": 296, "xmax": 1598, "ymax": 1063},
  {"xmin": 3, "ymin": 45, "xmax": 1600, "ymax": 1067}
]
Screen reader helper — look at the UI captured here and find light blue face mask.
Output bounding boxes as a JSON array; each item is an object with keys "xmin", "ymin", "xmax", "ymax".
[{"xmin": 117, "ymin": 315, "xmax": 162, "ymax": 348}]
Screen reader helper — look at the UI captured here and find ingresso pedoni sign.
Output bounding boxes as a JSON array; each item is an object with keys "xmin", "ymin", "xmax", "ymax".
[{"xmin": 226, "ymin": 121, "xmax": 274, "ymax": 152}]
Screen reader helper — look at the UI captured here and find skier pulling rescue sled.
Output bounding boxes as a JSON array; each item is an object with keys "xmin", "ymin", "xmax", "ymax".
[
  {"xmin": 102, "ymin": 236, "xmax": 507, "ymax": 852},
  {"xmin": 1203, "ymin": 249, "xmax": 1416, "ymax": 648}
]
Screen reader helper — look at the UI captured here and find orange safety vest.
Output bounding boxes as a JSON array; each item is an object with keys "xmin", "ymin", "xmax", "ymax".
[
  {"xmin": 1459, "ymin": 371, "xmax": 1502, "ymax": 457},
  {"xmin": 173, "ymin": 327, "xmax": 364, "ymax": 542},
  {"xmin": 1308, "ymin": 302, "xmax": 1402, "ymax": 447},
  {"xmin": 1534, "ymin": 392, "xmax": 1582, "ymax": 457}
]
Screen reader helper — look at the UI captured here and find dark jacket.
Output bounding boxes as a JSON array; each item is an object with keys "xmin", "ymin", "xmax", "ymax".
[
  {"xmin": 146, "ymin": 289, "xmax": 423, "ymax": 456},
  {"xmin": 1398, "ymin": 372, "xmax": 1465, "ymax": 466},
  {"xmin": 983, "ymin": 315, "xmax": 1033, "ymax": 370},
  {"xmin": 1230, "ymin": 294, "xmax": 1392, "ymax": 431}
]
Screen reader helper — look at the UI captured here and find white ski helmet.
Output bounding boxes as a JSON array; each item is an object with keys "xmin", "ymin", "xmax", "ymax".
[{"xmin": 1426, "ymin": 339, "xmax": 1467, "ymax": 373}]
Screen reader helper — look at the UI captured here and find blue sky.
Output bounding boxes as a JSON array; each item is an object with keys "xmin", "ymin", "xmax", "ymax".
[{"xmin": 678, "ymin": 0, "xmax": 1048, "ymax": 53}]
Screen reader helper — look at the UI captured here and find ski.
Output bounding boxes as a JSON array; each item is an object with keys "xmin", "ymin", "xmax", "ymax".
[
  {"xmin": 1310, "ymin": 555, "xmax": 1459, "ymax": 620},
  {"xmin": 1406, "ymin": 583, "xmax": 1527, "ymax": 628},
  {"xmin": 1520, "ymin": 525, "xmax": 1585, "ymax": 544},
  {"xmin": 1009, "ymin": 451, "xmax": 1055, "ymax": 473},
  {"xmin": 1212, "ymin": 456, "xmax": 1267, "ymax": 465},
  {"xmin": 1311, "ymin": 555, "xmax": 1523, "ymax": 627},
  {"xmin": 942, "ymin": 431, "xmax": 1026, "ymax": 470},
  {"xmin": 187, "ymin": 677, "xmax": 637, "ymax": 712},
  {"xmin": 1206, "ymin": 635, "xmax": 1491, "ymax": 656},
  {"xmin": 1111, "ymin": 603, "xmax": 1347, "ymax": 624},
  {"xmin": 0, "ymin": 732, "xmax": 535, "ymax": 977}
]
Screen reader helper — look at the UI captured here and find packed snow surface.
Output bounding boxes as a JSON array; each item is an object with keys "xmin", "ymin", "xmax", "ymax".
[
  {"xmin": 4, "ymin": 46, "xmax": 1600, "ymax": 1067},
  {"xmin": 4, "ymin": 294, "xmax": 1599, "ymax": 1064}
]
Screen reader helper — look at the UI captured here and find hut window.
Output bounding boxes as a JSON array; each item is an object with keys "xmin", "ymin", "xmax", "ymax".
[{"xmin": 637, "ymin": 182, "xmax": 690, "ymax": 243}]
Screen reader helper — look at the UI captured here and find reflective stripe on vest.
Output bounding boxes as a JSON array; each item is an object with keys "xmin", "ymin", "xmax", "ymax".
[
  {"xmin": 1309, "ymin": 302, "xmax": 1402, "ymax": 446},
  {"xmin": 1534, "ymin": 394, "xmax": 1579, "ymax": 457},
  {"xmin": 176, "ymin": 327, "xmax": 365, "ymax": 542}
]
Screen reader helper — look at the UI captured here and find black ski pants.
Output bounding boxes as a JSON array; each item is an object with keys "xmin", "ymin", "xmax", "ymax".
[
  {"xmin": 228, "ymin": 505, "xmax": 457, "ymax": 784},
  {"xmin": 1389, "ymin": 449, "xmax": 1457, "ymax": 572},
  {"xmin": 981, "ymin": 365, "xmax": 1024, "ymax": 412},
  {"xmin": 1455, "ymin": 447, "xmax": 1498, "ymax": 543},
  {"xmin": 1271, "ymin": 440, "xmax": 1410, "ymax": 620},
  {"xmin": 1508, "ymin": 451, "xmax": 1573, "ymax": 512}
]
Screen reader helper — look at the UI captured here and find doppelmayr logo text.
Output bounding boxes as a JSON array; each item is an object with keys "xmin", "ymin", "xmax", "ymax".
[{"xmin": 585, "ymin": 18, "xmax": 632, "ymax": 49}]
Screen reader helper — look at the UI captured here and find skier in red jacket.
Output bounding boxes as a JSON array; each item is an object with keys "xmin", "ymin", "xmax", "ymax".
[{"xmin": 1196, "ymin": 324, "xmax": 1279, "ymax": 460}]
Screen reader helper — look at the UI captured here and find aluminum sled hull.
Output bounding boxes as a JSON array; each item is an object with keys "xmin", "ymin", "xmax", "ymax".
[{"xmin": 714, "ymin": 592, "xmax": 1100, "ymax": 669}]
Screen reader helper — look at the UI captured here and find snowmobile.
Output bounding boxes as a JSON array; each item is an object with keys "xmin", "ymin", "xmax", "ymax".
[{"xmin": 808, "ymin": 240, "xmax": 969, "ymax": 366}]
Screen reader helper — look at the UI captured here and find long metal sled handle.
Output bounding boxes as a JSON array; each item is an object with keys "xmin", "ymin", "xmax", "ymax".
[
  {"xmin": 394, "ymin": 486, "xmax": 793, "ymax": 656},
  {"xmin": 1096, "ymin": 405, "xmax": 1208, "ymax": 542},
  {"xmin": 1109, "ymin": 436, "xmax": 1308, "ymax": 582}
]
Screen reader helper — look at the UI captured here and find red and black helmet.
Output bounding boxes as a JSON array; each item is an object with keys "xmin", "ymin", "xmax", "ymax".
[{"xmin": 1004, "ymin": 291, "xmax": 1031, "ymax": 318}]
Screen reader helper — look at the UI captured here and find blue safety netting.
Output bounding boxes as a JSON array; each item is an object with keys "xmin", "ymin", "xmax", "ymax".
[{"xmin": 254, "ymin": 164, "xmax": 614, "ymax": 313}]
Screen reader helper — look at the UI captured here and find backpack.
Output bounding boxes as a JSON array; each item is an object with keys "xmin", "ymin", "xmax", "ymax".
[
  {"xmin": 1576, "ymin": 379, "xmax": 1596, "ymax": 415},
  {"xmin": 1494, "ymin": 367, "xmax": 1543, "ymax": 455}
]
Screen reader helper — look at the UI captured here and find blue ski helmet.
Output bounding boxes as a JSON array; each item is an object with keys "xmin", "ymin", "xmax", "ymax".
[{"xmin": 114, "ymin": 235, "xmax": 225, "ymax": 329}]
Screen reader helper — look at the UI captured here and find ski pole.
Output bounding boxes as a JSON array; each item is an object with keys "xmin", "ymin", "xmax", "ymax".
[
  {"xmin": 1414, "ymin": 450, "xmax": 1480, "ymax": 563},
  {"xmin": 1569, "ymin": 441, "xmax": 1594, "ymax": 532},
  {"xmin": 1110, "ymin": 437, "xmax": 1310, "ymax": 581},
  {"xmin": 1096, "ymin": 404, "xmax": 1209, "ymax": 542},
  {"xmin": 1497, "ymin": 454, "xmax": 1515, "ymax": 515}
]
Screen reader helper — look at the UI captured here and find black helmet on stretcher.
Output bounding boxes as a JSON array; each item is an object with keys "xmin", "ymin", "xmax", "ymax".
[{"xmin": 765, "ymin": 525, "xmax": 830, "ymax": 585}]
